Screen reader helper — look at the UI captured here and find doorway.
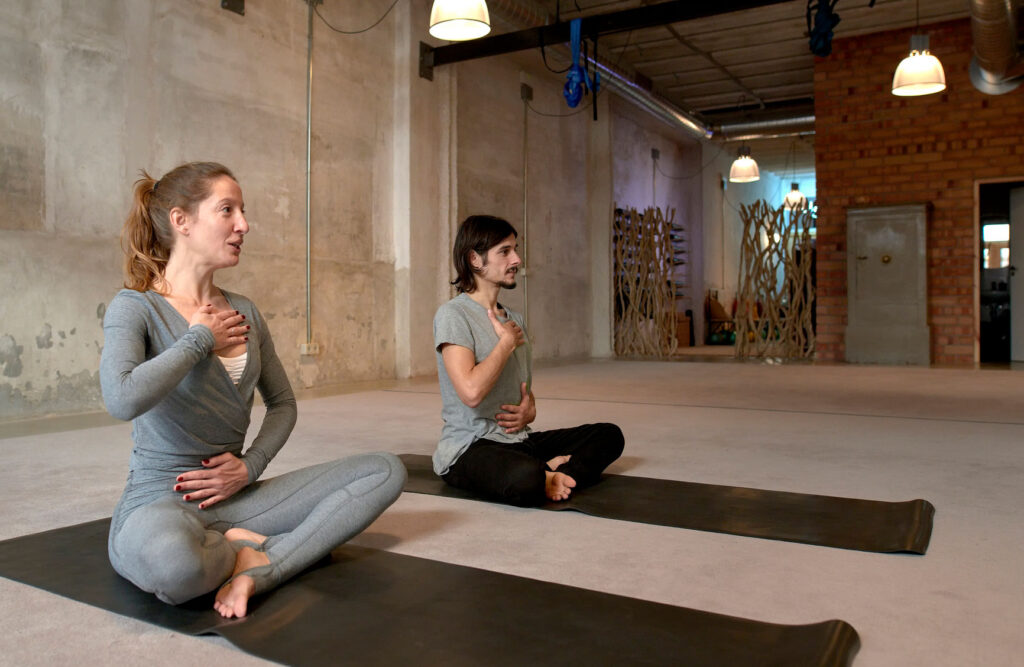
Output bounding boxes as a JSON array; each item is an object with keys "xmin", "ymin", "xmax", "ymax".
[
  {"xmin": 978, "ymin": 181, "xmax": 1024, "ymax": 363},
  {"xmin": 845, "ymin": 204, "xmax": 929, "ymax": 364}
]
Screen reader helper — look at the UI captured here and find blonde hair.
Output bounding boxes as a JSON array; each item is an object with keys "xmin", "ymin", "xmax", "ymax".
[{"xmin": 120, "ymin": 162, "xmax": 236, "ymax": 292}]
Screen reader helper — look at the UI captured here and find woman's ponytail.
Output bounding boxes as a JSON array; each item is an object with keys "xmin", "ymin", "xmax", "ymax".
[{"xmin": 121, "ymin": 173, "xmax": 171, "ymax": 292}]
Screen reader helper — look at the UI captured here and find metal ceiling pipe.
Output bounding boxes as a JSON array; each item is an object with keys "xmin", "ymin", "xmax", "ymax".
[
  {"xmin": 486, "ymin": 0, "xmax": 713, "ymax": 139},
  {"xmin": 591, "ymin": 59, "xmax": 713, "ymax": 139},
  {"xmin": 715, "ymin": 115, "xmax": 816, "ymax": 141},
  {"xmin": 969, "ymin": 0, "xmax": 1023, "ymax": 94}
]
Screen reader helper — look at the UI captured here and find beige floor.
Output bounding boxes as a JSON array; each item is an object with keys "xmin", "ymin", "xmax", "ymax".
[{"xmin": 1, "ymin": 359, "xmax": 1022, "ymax": 666}]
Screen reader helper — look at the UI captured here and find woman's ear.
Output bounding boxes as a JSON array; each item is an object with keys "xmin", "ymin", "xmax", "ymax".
[{"xmin": 169, "ymin": 207, "xmax": 190, "ymax": 237}]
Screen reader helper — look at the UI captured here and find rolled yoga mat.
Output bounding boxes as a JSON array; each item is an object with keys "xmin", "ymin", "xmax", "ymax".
[
  {"xmin": 0, "ymin": 518, "xmax": 860, "ymax": 666},
  {"xmin": 399, "ymin": 453, "xmax": 935, "ymax": 554}
]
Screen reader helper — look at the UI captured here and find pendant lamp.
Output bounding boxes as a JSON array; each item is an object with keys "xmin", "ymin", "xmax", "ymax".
[
  {"xmin": 429, "ymin": 0, "xmax": 490, "ymax": 41},
  {"xmin": 729, "ymin": 146, "xmax": 760, "ymax": 183},
  {"xmin": 784, "ymin": 183, "xmax": 807, "ymax": 210},
  {"xmin": 891, "ymin": 0, "xmax": 945, "ymax": 96},
  {"xmin": 892, "ymin": 34, "xmax": 946, "ymax": 96}
]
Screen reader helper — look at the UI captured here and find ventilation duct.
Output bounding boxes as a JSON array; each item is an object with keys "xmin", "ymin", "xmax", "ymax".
[
  {"xmin": 715, "ymin": 115, "xmax": 816, "ymax": 142},
  {"xmin": 969, "ymin": 0, "xmax": 1024, "ymax": 94},
  {"xmin": 486, "ymin": 0, "xmax": 712, "ymax": 139},
  {"xmin": 590, "ymin": 59, "xmax": 712, "ymax": 139}
]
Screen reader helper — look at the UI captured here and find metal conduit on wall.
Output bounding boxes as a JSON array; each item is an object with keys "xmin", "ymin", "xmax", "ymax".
[
  {"xmin": 522, "ymin": 89, "xmax": 531, "ymax": 327},
  {"xmin": 303, "ymin": 0, "xmax": 314, "ymax": 349}
]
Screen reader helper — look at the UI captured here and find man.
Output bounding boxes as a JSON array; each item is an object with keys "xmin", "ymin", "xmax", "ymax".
[{"xmin": 432, "ymin": 214, "xmax": 624, "ymax": 506}]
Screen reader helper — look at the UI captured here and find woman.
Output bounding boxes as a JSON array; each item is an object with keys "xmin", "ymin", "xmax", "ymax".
[{"xmin": 100, "ymin": 162, "xmax": 405, "ymax": 618}]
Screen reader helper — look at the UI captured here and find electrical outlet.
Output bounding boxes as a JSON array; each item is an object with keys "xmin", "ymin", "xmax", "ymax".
[{"xmin": 299, "ymin": 342, "xmax": 320, "ymax": 356}]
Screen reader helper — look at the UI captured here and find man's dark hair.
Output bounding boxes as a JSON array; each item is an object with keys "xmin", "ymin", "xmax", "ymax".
[{"xmin": 451, "ymin": 215, "xmax": 519, "ymax": 293}]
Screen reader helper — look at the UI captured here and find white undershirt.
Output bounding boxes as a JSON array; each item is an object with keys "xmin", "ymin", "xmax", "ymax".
[{"xmin": 217, "ymin": 351, "xmax": 248, "ymax": 384}]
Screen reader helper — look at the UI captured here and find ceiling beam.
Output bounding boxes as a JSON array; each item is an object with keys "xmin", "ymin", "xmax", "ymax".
[
  {"xmin": 660, "ymin": 23, "xmax": 766, "ymax": 109},
  {"xmin": 420, "ymin": 0, "xmax": 793, "ymax": 79}
]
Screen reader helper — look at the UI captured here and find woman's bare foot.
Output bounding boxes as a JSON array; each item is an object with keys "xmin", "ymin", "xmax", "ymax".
[
  {"xmin": 224, "ymin": 527, "xmax": 267, "ymax": 547},
  {"xmin": 214, "ymin": 545, "xmax": 270, "ymax": 619},
  {"xmin": 547, "ymin": 454, "xmax": 571, "ymax": 470},
  {"xmin": 545, "ymin": 470, "xmax": 576, "ymax": 502}
]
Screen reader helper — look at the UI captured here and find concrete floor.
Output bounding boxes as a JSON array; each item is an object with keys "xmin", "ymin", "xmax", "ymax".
[{"xmin": 1, "ymin": 359, "xmax": 1022, "ymax": 666}]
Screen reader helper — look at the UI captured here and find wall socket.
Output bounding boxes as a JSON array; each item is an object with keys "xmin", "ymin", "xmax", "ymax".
[{"xmin": 299, "ymin": 342, "xmax": 320, "ymax": 356}]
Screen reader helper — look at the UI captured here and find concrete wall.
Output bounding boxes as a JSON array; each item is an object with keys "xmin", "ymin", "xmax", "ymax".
[
  {"xmin": 394, "ymin": 1, "xmax": 453, "ymax": 379},
  {"xmin": 453, "ymin": 52, "xmax": 593, "ymax": 362},
  {"xmin": 2, "ymin": 1, "xmax": 640, "ymax": 422},
  {"xmin": 0, "ymin": 0, "xmax": 429, "ymax": 421}
]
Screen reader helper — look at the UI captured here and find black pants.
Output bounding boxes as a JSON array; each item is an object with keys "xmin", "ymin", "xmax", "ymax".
[{"xmin": 442, "ymin": 423, "xmax": 624, "ymax": 507}]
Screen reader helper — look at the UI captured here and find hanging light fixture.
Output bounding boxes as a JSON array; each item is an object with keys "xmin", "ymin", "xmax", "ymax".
[
  {"xmin": 891, "ymin": 0, "xmax": 946, "ymax": 97},
  {"xmin": 429, "ymin": 0, "xmax": 490, "ymax": 41},
  {"xmin": 784, "ymin": 182, "xmax": 807, "ymax": 210},
  {"xmin": 729, "ymin": 146, "xmax": 760, "ymax": 183}
]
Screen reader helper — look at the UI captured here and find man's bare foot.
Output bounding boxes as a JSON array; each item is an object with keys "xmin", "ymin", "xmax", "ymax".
[
  {"xmin": 547, "ymin": 454, "xmax": 571, "ymax": 470},
  {"xmin": 545, "ymin": 470, "xmax": 576, "ymax": 502},
  {"xmin": 214, "ymin": 545, "xmax": 270, "ymax": 619},
  {"xmin": 224, "ymin": 527, "xmax": 267, "ymax": 547}
]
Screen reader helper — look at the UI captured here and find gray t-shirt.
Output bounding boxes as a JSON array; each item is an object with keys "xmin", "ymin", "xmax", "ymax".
[{"xmin": 432, "ymin": 293, "xmax": 532, "ymax": 475}]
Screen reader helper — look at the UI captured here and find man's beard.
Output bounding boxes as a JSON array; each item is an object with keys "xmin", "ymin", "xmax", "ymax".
[{"xmin": 496, "ymin": 266, "xmax": 518, "ymax": 289}]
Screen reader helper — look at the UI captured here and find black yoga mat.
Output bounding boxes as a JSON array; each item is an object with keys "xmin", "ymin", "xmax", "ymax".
[
  {"xmin": 399, "ymin": 454, "xmax": 934, "ymax": 554},
  {"xmin": 0, "ymin": 519, "xmax": 860, "ymax": 667}
]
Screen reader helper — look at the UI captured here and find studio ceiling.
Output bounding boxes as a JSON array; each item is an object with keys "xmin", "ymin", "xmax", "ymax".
[
  {"xmin": 514, "ymin": 0, "xmax": 973, "ymax": 174},
  {"xmin": 535, "ymin": 0, "xmax": 970, "ymax": 124}
]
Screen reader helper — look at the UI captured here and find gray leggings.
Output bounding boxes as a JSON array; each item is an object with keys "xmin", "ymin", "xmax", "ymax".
[{"xmin": 108, "ymin": 452, "xmax": 406, "ymax": 605}]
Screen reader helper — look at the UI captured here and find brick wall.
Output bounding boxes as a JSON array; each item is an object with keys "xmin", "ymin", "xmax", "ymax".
[{"xmin": 814, "ymin": 18, "xmax": 1024, "ymax": 365}]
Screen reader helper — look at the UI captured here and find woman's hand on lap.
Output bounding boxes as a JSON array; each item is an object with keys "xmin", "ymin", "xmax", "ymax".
[{"xmin": 175, "ymin": 452, "xmax": 250, "ymax": 509}]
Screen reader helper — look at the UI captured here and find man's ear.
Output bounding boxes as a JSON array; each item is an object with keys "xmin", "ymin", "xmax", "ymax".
[
  {"xmin": 469, "ymin": 250, "xmax": 483, "ymax": 270},
  {"xmin": 169, "ymin": 207, "xmax": 189, "ymax": 237}
]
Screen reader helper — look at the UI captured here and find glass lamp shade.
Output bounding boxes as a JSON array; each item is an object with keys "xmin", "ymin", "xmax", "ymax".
[
  {"xmin": 892, "ymin": 35, "xmax": 946, "ymax": 96},
  {"xmin": 784, "ymin": 189, "xmax": 807, "ymax": 210},
  {"xmin": 429, "ymin": 0, "xmax": 490, "ymax": 41},
  {"xmin": 729, "ymin": 156, "xmax": 760, "ymax": 183}
]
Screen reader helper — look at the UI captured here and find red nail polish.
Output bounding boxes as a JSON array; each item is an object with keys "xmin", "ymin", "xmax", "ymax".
[
  {"xmin": 244, "ymin": 336, "xmax": 249, "ymax": 341},
  {"xmin": 184, "ymin": 495, "xmax": 191, "ymax": 501},
  {"xmin": 174, "ymin": 485, "xmax": 181, "ymax": 491},
  {"xmin": 176, "ymin": 476, "xmax": 183, "ymax": 482},
  {"xmin": 246, "ymin": 325, "xmax": 250, "ymax": 330},
  {"xmin": 199, "ymin": 504, "xmax": 205, "ymax": 510},
  {"xmin": 202, "ymin": 459, "xmax": 209, "ymax": 465}
]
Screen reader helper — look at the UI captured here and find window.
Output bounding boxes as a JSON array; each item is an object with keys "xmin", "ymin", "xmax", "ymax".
[{"xmin": 983, "ymin": 223, "xmax": 1010, "ymax": 269}]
